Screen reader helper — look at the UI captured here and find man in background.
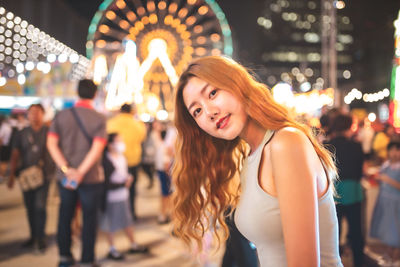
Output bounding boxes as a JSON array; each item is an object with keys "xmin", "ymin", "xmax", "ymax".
[{"xmin": 47, "ymin": 79, "xmax": 107, "ymax": 267}]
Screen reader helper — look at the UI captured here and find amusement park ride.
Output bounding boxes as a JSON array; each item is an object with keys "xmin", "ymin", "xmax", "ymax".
[{"xmin": 87, "ymin": 0, "xmax": 233, "ymax": 117}]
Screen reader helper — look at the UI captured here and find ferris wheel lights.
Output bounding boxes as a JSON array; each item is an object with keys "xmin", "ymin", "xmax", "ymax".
[
  {"xmin": 211, "ymin": 33, "xmax": 220, "ymax": 42},
  {"xmin": 105, "ymin": 10, "xmax": 116, "ymax": 21},
  {"xmin": 137, "ymin": 7, "xmax": 145, "ymax": 16},
  {"xmin": 178, "ymin": 8, "xmax": 188, "ymax": 18},
  {"xmin": 158, "ymin": 1, "xmax": 167, "ymax": 10},
  {"xmin": 126, "ymin": 11, "xmax": 136, "ymax": 21},
  {"xmin": 119, "ymin": 20, "xmax": 130, "ymax": 29},
  {"xmin": 198, "ymin": 6, "xmax": 209, "ymax": 15},
  {"xmin": 141, "ymin": 16, "xmax": 150, "ymax": 25},
  {"xmin": 115, "ymin": 0, "xmax": 126, "ymax": 9},
  {"xmin": 164, "ymin": 15, "xmax": 173, "ymax": 25},
  {"xmin": 172, "ymin": 18, "xmax": 181, "ymax": 28},
  {"xmin": 147, "ymin": 1, "xmax": 156, "ymax": 12},
  {"xmin": 186, "ymin": 16, "xmax": 196, "ymax": 25},
  {"xmin": 169, "ymin": 3, "xmax": 178, "ymax": 13},
  {"xmin": 194, "ymin": 25, "xmax": 203, "ymax": 33},
  {"xmin": 177, "ymin": 24, "xmax": 187, "ymax": 33},
  {"xmin": 181, "ymin": 32, "xmax": 191, "ymax": 39},
  {"xmin": 211, "ymin": 49, "xmax": 221, "ymax": 56},
  {"xmin": 149, "ymin": 14, "xmax": 158, "ymax": 24},
  {"xmin": 99, "ymin": 24, "xmax": 110, "ymax": 33}
]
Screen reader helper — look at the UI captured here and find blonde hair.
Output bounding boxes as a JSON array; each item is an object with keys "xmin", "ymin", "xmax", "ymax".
[{"xmin": 172, "ymin": 56, "xmax": 337, "ymax": 249}]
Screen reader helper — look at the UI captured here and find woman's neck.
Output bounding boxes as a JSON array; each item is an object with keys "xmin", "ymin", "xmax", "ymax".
[{"xmin": 239, "ymin": 119, "xmax": 267, "ymax": 153}]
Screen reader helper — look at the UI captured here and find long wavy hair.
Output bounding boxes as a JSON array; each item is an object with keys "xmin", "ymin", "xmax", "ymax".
[{"xmin": 172, "ymin": 56, "xmax": 337, "ymax": 249}]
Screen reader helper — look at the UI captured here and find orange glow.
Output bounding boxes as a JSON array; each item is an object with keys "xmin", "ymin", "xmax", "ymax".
[
  {"xmin": 187, "ymin": 0, "xmax": 197, "ymax": 4},
  {"xmin": 135, "ymin": 21, "xmax": 144, "ymax": 30},
  {"xmin": 96, "ymin": 40, "xmax": 106, "ymax": 48},
  {"xmin": 105, "ymin": 11, "xmax": 116, "ymax": 20},
  {"xmin": 141, "ymin": 16, "xmax": 149, "ymax": 25},
  {"xmin": 129, "ymin": 27, "xmax": 139, "ymax": 35},
  {"xmin": 181, "ymin": 31, "xmax": 191, "ymax": 39},
  {"xmin": 137, "ymin": 7, "xmax": 145, "ymax": 16},
  {"xmin": 211, "ymin": 33, "xmax": 220, "ymax": 42},
  {"xmin": 119, "ymin": 20, "xmax": 130, "ymax": 29},
  {"xmin": 177, "ymin": 24, "xmax": 187, "ymax": 33},
  {"xmin": 196, "ymin": 36, "xmax": 206, "ymax": 44},
  {"xmin": 149, "ymin": 14, "xmax": 158, "ymax": 24},
  {"xmin": 158, "ymin": 1, "xmax": 166, "ymax": 10},
  {"xmin": 172, "ymin": 18, "xmax": 181, "ymax": 28},
  {"xmin": 126, "ymin": 11, "xmax": 136, "ymax": 21},
  {"xmin": 115, "ymin": 0, "xmax": 126, "ymax": 9},
  {"xmin": 195, "ymin": 47, "xmax": 207, "ymax": 56},
  {"xmin": 99, "ymin": 24, "xmax": 110, "ymax": 33},
  {"xmin": 178, "ymin": 8, "xmax": 188, "ymax": 18},
  {"xmin": 186, "ymin": 16, "xmax": 196, "ymax": 25},
  {"xmin": 164, "ymin": 15, "xmax": 173, "ymax": 25},
  {"xmin": 169, "ymin": 3, "xmax": 178, "ymax": 13},
  {"xmin": 211, "ymin": 48, "xmax": 221, "ymax": 56},
  {"xmin": 198, "ymin": 6, "xmax": 208, "ymax": 15},
  {"xmin": 147, "ymin": 1, "xmax": 156, "ymax": 12},
  {"xmin": 193, "ymin": 25, "xmax": 203, "ymax": 33}
]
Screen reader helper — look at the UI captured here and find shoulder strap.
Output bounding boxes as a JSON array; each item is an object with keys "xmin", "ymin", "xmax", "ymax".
[{"xmin": 70, "ymin": 107, "xmax": 92, "ymax": 144}]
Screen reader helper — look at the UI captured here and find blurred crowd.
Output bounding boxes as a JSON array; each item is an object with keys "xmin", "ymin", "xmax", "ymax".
[{"xmin": 1, "ymin": 87, "xmax": 400, "ymax": 267}]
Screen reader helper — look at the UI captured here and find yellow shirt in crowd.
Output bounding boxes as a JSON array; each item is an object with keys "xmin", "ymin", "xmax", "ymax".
[
  {"xmin": 372, "ymin": 132, "xmax": 390, "ymax": 160},
  {"xmin": 107, "ymin": 113, "xmax": 146, "ymax": 167}
]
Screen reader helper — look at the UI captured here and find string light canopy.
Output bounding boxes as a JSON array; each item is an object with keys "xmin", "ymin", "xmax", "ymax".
[
  {"xmin": 0, "ymin": 6, "xmax": 90, "ymax": 86},
  {"xmin": 87, "ymin": 0, "xmax": 232, "ymax": 114}
]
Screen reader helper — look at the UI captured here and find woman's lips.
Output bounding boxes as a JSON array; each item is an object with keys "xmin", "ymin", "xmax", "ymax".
[{"xmin": 217, "ymin": 115, "xmax": 230, "ymax": 129}]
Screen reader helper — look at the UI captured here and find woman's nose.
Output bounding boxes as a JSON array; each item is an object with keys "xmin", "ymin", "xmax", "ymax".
[{"xmin": 204, "ymin": 104, "xmax": 218, "ymax": 121}]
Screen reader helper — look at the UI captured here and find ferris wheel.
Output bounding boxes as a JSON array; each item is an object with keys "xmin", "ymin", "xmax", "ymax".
[{"xmin": 87, "ymin": 0, "xmax": 232, "ymax": 113}]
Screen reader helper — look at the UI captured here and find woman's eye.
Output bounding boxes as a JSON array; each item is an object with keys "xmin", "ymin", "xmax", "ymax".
[
  {"xmin": 209, "ymin": 89, "xmax": 217, "ymax": 98},
  {"xmin": 193, "ymin": 108, "xmax": 201, "ymax": 117}
]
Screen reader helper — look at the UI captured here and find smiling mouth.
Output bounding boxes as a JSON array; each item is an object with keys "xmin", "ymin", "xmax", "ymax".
[{"xmin": 216, "ymin": 115, "xmax": 230, "ymax": 129}]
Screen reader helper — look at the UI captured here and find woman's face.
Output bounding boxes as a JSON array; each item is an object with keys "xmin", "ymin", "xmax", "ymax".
[{"xmin": 182, "ymin": 76, "xmax": 248, "ymax": 140}]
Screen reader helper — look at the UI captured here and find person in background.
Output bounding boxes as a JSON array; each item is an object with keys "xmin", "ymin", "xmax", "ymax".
[
  {"xmin": 107, "ymin": 103, "xmax": 146, "ymax": 221},
  {"xmin": 356, "ymin": 119, "xmax": 375, "ymax": 160},
  {"xmin": 373, "ymin": 123, "xmax": 396, "ymax": 163},
  {"xmin": 172, "ymin": 56, "xmax": 342, "ymax": 267},
  {"xmin": 370, "ymin": 141, "xmax": 400, "ymax": 265},
  {"xmin": 47, "ymin": 79, "xmax": 107, "ymax": 267},
  {"xmin": 324, "ymin": 113, "xmax": 365, "ymax": 267},
  {"xmin": 8, "ymin": 104, "xmax": 54, "ymax": 252},
  {"xmin": 152, "ymin": 120, "xmax": 173, "ymax": 224},
  {"xmin": 0, "ymin": 115, "xmax": 12, "ymax": 181},
  {"xmin": 100, "ymin": 133, "xmax": 149, "ymax": 260},
  {"xmin": 140, "ymin": 122, "xmax": 156, "ymax": 189}
]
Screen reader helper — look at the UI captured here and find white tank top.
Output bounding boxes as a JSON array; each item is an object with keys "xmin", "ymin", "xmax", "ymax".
[{"xmin": 235, "ymin": 130, "xmax": 343, "ymax": 267}]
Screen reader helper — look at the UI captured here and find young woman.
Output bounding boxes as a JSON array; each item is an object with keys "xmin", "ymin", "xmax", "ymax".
[{"xmin": 172, "ymin": 56, "xmax": 343, "ymax": 267}]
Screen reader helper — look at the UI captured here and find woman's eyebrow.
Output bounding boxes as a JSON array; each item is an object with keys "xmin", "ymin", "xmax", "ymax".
[{"xmin": 187, "ymin": 83, "xmax": 209, "ymax": 111}]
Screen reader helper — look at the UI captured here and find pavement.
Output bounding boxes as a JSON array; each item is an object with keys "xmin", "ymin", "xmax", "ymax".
[
  {"xmin": 0, "ymin": 173, "xmax": 223, "ymax": 267},
  {"xmin": 0, "ymin": 172, "xmax": 395, "ymax": 267}
]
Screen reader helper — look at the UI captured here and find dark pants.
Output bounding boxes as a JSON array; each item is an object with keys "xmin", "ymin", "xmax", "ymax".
[
  {"xmin": 57, "ymin": 183, "xmax": 103, "ymax": 264},
  {"xmin": 222, "ymin": 209, "xmax": 258, "ymax": 267},
  {"xmin": 22, "ymin": 181, "xmax": 49, "ymax": 242},
  {"xmin": 336, "ymin": 202, "xmax": 365, "ymax": 267},
  {"xmin": 141, "ymin": 163, "xmax": 154, "ymax": 186},
  {"xmin": 128, "ymin": 165, "xmax": 139, "ymax": 219}
]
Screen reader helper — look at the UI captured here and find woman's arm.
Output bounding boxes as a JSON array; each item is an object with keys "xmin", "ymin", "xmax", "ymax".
[{"xmin": 269, "ymin": 128, "xmax": 320, "ymax": 267}]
